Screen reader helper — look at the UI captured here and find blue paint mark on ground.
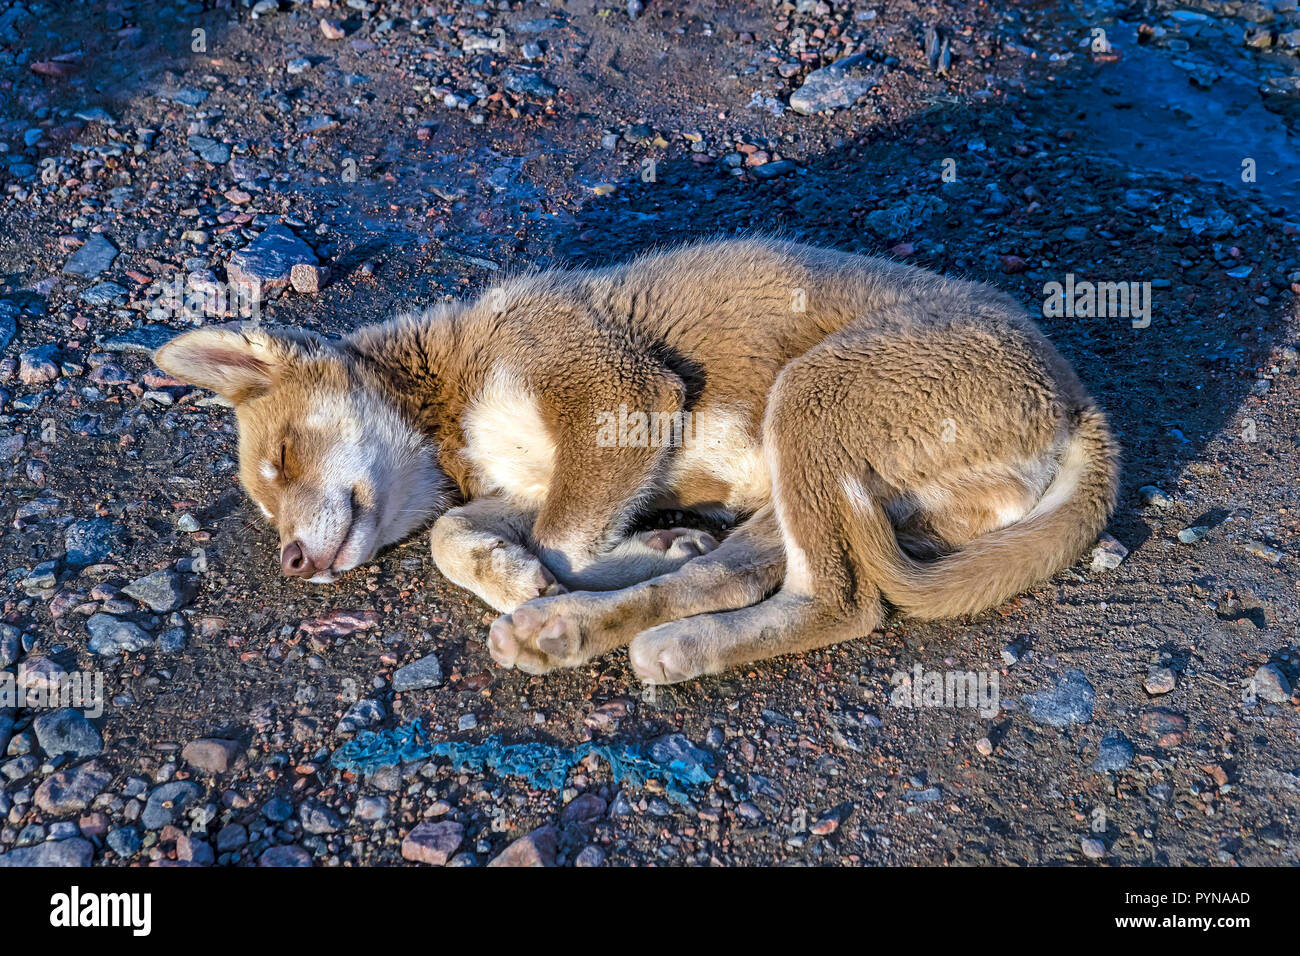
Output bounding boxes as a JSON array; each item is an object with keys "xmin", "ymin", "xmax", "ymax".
[{"xmin": 331, "ymin": 719, "xmax": 714, "ymax": 803}]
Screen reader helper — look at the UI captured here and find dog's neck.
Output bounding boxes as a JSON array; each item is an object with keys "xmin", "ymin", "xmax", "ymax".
[{"xmin": 344, "ymin": 303, "xmax": 495, "ymax": 494}]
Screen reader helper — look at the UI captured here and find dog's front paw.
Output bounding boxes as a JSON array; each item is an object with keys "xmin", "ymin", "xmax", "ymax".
[{"xmin": 628, "ymin": 622, "xmax": 710, "ymax": 685}]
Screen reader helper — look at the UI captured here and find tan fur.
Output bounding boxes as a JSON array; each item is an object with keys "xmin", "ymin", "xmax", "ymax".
[{"xmin": 155, "ymin": 238, "xmax": 1119, "ymax": 683}]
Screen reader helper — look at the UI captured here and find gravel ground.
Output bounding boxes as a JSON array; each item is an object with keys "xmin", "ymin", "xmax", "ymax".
[{"xmin": 0, "ymin": 0, "xmax": 1297, "ymax": 868}]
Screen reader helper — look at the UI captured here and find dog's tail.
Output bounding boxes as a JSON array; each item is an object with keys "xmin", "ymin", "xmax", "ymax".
[{"xmin": 851, "ymin": 406, "xmax": 1119, "ymax": 620}]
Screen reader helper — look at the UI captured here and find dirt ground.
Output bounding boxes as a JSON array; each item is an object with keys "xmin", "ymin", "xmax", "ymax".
[{"xmin": 0, "ymin": 0, "xmax": 1297, "ymax": 867}]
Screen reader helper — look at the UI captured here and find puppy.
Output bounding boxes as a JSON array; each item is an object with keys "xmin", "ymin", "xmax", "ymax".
[{"xmin": 155, "ymin": 238, "xmax": 1118, "ymax": 684}]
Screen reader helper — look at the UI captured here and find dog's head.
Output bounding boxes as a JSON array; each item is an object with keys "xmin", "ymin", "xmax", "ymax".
[{"xmin": 155, "ymin": 326, "xmax": 449, "ymax": 583}]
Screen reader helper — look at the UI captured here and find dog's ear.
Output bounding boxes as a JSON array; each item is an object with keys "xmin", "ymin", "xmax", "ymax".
[{"xmin": 154, "ymin": 326, "xmax": 298, "ymax": 403}]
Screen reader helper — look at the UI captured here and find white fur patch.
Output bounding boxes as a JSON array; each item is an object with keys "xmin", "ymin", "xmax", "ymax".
[
  {"xmin": 766, "ymin": 441, "xmax": 812, "ymax": 595},
  {"xmin": 257, "ymin": 501, "xmax": 274, "ymax": 520},
  {"xmin": 259, "ymin": 460, "xmax": 278, "ymax": 481},
  {"xmin": 671, "ymin": 405, "xmax": 770, "ymax": 510},
  {"xmin": 461, "ymin": 367, "xmax": 556, "ymax": 505},
  {"xmin": 841, "ymin": 475, "xmax": 876, "ymax": 516}
]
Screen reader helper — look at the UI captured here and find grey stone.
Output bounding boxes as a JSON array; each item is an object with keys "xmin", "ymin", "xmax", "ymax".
[
  {"xmin": 141, "ymin": 781, "xmax": 202, "ymax": 829},
  {"xmin": 298, "ymin": 801, "xmax": 343, "ymax": 834},
  {"xmin": 401, "ymin": 820, "xmax": 464, "ymax": 865},
  {"xmin": 335, "ymin": 698, "xmax": 384, "ymax": 735},
  {"xmin": 107, "ymin": 826, "xmax": 141, "ymax": 857},
  {"xmin": 258, "ymin": 844, "xmax": 311, "ymax": 866},
  {"xmin": 102, "ymin": 324, "xmax": 178, "ymax": 353},
  {"xmin": 262, "ymin": 796, "xmax": 293, "ymax": 822},
  {"xmin": 226, "ymin": 224, "xmax": 319, "ymax": 298},
  {"xmin": 164, "ymin": 88, "xmax": 209, "ymax": 107},
  {"xmin": 187, "ymin": 135, "xmax": 231, "ymax": 164},
  {"xmin": 157, "ymin": 627, "xmax": 187, "ymax": 653},
  {"xmin": 0, "ymin": 838, "xmax": 94, "ymax": 867},
  {"xmin": 1025, "ymin": 669, "xmax": 1095, "ymax": 727},
  {"xmin": 1091, "ymin": 731, "xmax": 1135, "ymax": 772},
  {"xmin": 1252, "ymin": 663, "xmax": 1292, "ymax": 704},
  {"xmin": 34, "ymin": 762, "xmax": 111, "ymax": 813},
  {"xmin": 79, "ymin": 281, "xmax": 127, "ymax": 306},
  {"xmin": 863, "ymin": 194, "xmax": 947, "ymax": 238},
  {"xmin": 752, "ymin": 159, "xmax": 798, "ymax": 179},
  {"xmin": 504, "ymin": 71, "xmax": 557, "ymax": 97},
  {"xmin": 487, "ymin": 824, "xmax": 557, "ymax": 867},
  {"xmin": 63, "ymin": 234, "xmax": 119, "ymax": 278},
  {"xmin": 393, "ymin": 653, "xmax": 443, "ymax": 692},
  {"xmin": 33, "ymin": 708, "xmax": 103, "ymax": 759},
  {"xmin": 789, "ymin": 54, "xmax": 884, "ymax": 114},
  {"xmin": 64, "ymin": 518, "xmax": 123, "ymax": 565},
  {"xmin": 216, "ymin": 823, "xmax": 248, "ymax": 851},
  {"xmin": 1090, "ymin": 533, "xmax": 1129, "ymax": 572},
  {"xmin": 121, "ymin": 569, "xmax": 196, "ymax": 612},
  {"xmin": 87, "ymin": 614, "xmax": 153, "ymax": 655}
]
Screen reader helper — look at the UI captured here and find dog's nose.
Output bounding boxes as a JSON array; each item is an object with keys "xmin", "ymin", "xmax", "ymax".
[{"xmin": 280, "ymin": 540, "xmax": 313, "ymax": 577}]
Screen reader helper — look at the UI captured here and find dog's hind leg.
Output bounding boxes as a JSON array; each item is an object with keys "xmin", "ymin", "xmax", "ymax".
[
  {"xmin": 487, "ymin": 507, "xmax": 785, "ymax": 674},
  {"xmin": 628, "ymin": 344, "xmax": 889, "ymax": 684}
]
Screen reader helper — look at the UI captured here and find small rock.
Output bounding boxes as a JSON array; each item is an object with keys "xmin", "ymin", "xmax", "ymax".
[
  {"xmin": 181, "ymin": 738, "xmax": 242, "ymax": 774},
  {"xmin": 1024, "ymin": 669, "xmax": 1095, "ymax": 727},
  {"xmin": 1143, "ymin": 667, "xmax": 1176, "ymax": 695},
  {"xmin": 789, "ymin": 54, "xmax": 883, "ymax": 114},
  {"xmin": 289, "ymin": 262, "xmax": 328, "ymax": 294},
  {"xmin": 1091, "ymin": 731, "xmax": 1134, "ymax": 772},
  {"xmin": 393, "ymin": 653, "xmax": 444, "ymax": 692},
  {"xmin": 141, "ymin": 781, "xmax": 201, "ymax": 830},
  {"xmin": 187, "ymin": 135, "xmax": 230, "ymax": 164},
  {"xmin": 1080, "ymin": 837, "xmax": 1107, "ymax": 860},
  {"xmin": 107, "ymin": 827, "xmax": 141, "ymax": 857},
  {"xmin": 1177, "ymin": 525, "xmax": 1208, "ymax": 544},
  {"xmin": 33, "ymin": 708, "xmax": 103, "ymax": 759},
  {"xmin": 1090, "ymin": 533, "xmax": 1128, "ymax": 572},
  {"xmin": 504, "ymin": 72, "xmax": 557, "ymax": 97},
  {"xmin": 1138, "ymin": 486, "xmax": 1173, "ymax": 509},
  {"xmin": 1251, "ymin": 663, "xmax": 1292, "ymax": 704},
  {"xmin": 335, "ymin": 698, "xmax": 384, "ymax": 735},
  {"xmin": 64, "ymin": 518, "xmax": 123, "ymax": 566},
  {"xmin": 87, "ymin": 614, "xmax": 153, "ymax": 655},
  {"xmin": 488, "ymin": 824, "xmax": 557, "ymax": 867},
  {"xmin": 574, "ymin": 845, "xmax": 606, "ymax": 866},
  {"xmin": 34, "ymin": 762, "xmax": 111, "ymax": 813},
  {"xmin": 63, "ymin": 234, "xmax": 119, "ymax": 278},
  {"xmin": 18, "ymin": 345, "xmax": 60, "ymax": 385},
  {"xmin": 402, "ymin": 821, "xmax": 464, "ymax": 865},
  {"xmin": 258, "ymin": 844, "xmax": 312, "ymax": 867},
  {"xmin": 226, "ymin": 224, "xmax": 320, "ymax": 299},
  {"xmin": 298, "ymin": 801, "xmax": 343, "ymax": 834},
  {"xmin": 560, "ymin": 792, "xmax": 607, "ymax": 824},
  {"xmin": 0, "ymin": 838, "xmax": 93, "ymax": 867},
  {"xmin": 121, "ymin": 569, "xmax": 195, "ymax": 612}
]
